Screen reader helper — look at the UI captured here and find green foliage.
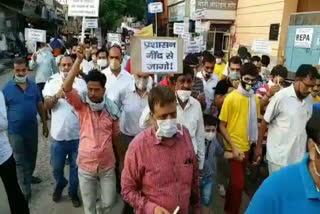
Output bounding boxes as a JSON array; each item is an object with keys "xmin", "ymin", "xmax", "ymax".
[{"xmin": 99, "ymin": 0, "xmax": 146, "ymax": 32}]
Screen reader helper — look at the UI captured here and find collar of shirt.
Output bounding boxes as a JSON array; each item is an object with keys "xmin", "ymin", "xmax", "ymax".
[
  {"xmin": 299, "ymin": 155, "xmax": 320, "ymax": 200},
  {"xmin": 9, "ymin": 78, "xmax": 30, "ymax": 89},
  {"xmin": 176, "ymin": 97, "xmax": 193, "ymax": 110},
  {"xmin": 151, "ymin": 126, "xmax": 184, "ymax": 146},
  {"xmin": 197, "ymin": 72, "xmax": 219, "ymax": 82}
]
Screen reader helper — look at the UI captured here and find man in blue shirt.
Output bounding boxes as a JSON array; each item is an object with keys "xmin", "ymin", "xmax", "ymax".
[
  {"xmin": 246, "ymin": 107, "xmax": 320, "ymax": 214},
  {"xmin": 3, "ymin": 58, "xmax": 49, "ymax": 201}
]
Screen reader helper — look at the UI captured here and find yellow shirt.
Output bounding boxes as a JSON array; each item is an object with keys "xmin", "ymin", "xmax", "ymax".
[
  {"xmin": 313, "ymin": 96, "xmax": 320, "ymax": 104},
  {"xmin": 214, "ymin": 63, "xmax": 226, "ymax": 80},
  {"xmin": 219, "ymin": 90, "xmax": 260, "ymax": 152}
]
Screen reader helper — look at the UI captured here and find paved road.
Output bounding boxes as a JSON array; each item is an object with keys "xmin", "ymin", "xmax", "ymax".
[{"xmin": 0, "ymin": 68, "xmax": 251, "ymax": 214}]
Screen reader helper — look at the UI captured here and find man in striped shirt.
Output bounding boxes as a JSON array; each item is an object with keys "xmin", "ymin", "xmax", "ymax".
[{"xmin": 121, "ymin": 86, "xmax": 200, "ymax": 214}]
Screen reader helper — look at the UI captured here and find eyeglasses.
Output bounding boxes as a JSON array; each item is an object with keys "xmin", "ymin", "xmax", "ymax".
[
  {"xmin": 242, "ymin": 77, "xmax": 257, "ymax": 84},
  {"xmin": 301, "ymin": 81, "xmax": 315, "ymax": 89}
]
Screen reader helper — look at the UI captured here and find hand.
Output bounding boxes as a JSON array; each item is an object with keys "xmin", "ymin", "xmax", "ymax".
[
  {"xmin": 76, "ymin": 45, "xmax": 84, "ymax": 61},
  {"xmin": 253, "ymin": 144, "xmax": 263, "ymax": 166},
  {"xmin": 32, "ymin": 54, "xmax": 37, "ymax": 61},
  {"xmin": 42, "ymin": 123, "xmax": 49, "ymax": 138},
  {"xmin": 232, "ymin": 146, "xmax": 245, "ymax": 161},
  {"xmin": 56, "ymin": 88, "xmax": 65, "ymax": 99},
  {"xmin": 154, "ymin": 206, "xmax": 170, "ymax": 214},
  {"xmin": 267, "ymin": 85, "xmax": 281, "ymax": 98},
  {"xmin": 197, "ymin": 93, "xmax": 206, "ymax": 106}
]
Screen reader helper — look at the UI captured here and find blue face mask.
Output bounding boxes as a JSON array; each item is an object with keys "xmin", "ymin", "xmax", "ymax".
[{"xmin": 14, "ymin": 75, "xmax": 27, "ymax": 83}]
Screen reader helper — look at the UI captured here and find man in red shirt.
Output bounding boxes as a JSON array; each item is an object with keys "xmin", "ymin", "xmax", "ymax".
[{"xmin": 121, "ymin": 86, "xmax": 200, "ymax": 214}]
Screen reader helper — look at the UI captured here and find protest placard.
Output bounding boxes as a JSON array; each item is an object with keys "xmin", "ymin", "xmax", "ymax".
[
  {"xmin": 24, "ymin": 28, "xmax": 46, "ymax": 43},
  {"xmin": 186, "ymin": 40, "xmax": 201, "ymax": 53},
  {"xmin": 85, "ymin": 18, "xmax": 98, "ymax": 29},
  {"xmin": 68, "ymin": 0, "xmax": 99, "ymax": 17},
  {"xmin": 174, "ymin": 23, "xmax": 185, "ymax": 35},
  {"xmin": 131, "ymin": 37, "xmax": 183, "ymax": 74},
  {"xmin": 107, "ymin": 33, "xmax": 121, "ymax": 43},
  {"xmin": 148, "ymin": 2, "xmax": 163, "ymax": 13}
]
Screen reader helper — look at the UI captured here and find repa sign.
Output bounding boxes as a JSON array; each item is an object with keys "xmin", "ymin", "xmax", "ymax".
[{"xmin": 295, "ymin": 28, "xmax": 314, "ymax": 48}]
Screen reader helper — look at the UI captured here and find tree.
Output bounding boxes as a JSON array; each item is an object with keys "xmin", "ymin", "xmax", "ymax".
[{"xmin": 99, "ymin": 0, "xmax": 146, "ymax": 33}]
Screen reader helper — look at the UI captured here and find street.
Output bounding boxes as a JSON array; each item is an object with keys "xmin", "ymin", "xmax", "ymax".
[{"xmin": 0, "ymin": 68, "xmax": 251, "ymax": 214}]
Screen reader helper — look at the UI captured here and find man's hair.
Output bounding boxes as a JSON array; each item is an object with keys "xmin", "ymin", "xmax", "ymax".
[
  {"xmin": 203, "ymin": 114, "xmax": 218, "ymax": 127},
  {"xmin": 14, "ymin": 57, "xmax": 27, "ymax": 66},
  {"xmin": 148, "ymin": 86, "xmax": 176, "ymax": 113},
  {"xmin": 202, "ymin": 52, "xmax": 215, "ymax": 64},
  {"xmin": 316, "ymin": 73, "xmax": 320, "ymax": 80},
  {"xmin": 240, "ymin": 63, "xmax": 259, "ymax": 77},
  {"xmin": 85, "ymin": 70, "xmax": 107, "ymax": 88},
  {"xmin": 90, "ymin": 37, "xmax": 98, "ymax": 45},
  {"xmin": 306, "ymin": 107, "xmax": 320, "ymax": 145},
  {"xmin": 96, "ymin": 48, "xmax": 108, "ymax": 57},
  {"xmin": 108, "ymin": 44, "xmax": 122, "ymax": 55},
  {"xmin": 58, "ymin": 55, "xmax": 73, "ymax": 67},
  {"xmin": 261, "ymin": 55, "xmax": 270, "ymax": 66},
  {"xmin": 296, "ymin": 64, "xmax": 318, "ymax": 80},
  {"xmin": 238, "ymin": 46, "xmax": 248, "ymax": 59},
  {"xmin": 184, "ymin": 53, "xmax": 199, "ymax": 66},
  {"xmin": 175, "ymin": 63, "xmax": 194, "ymax": 80},
  {"xmin": 251, "ymin": 55, "xmax": 261, "ymax": 63},
  {"xmin": 215, "ymin": 50, "xmax": 224, "ymax": 58},
  {"xmin": 270, "ymin": 65, "xmax": 288, "ymax": 79},
  {"xmin": 229, "ymin": 56, "xmax": 242, "ymax": 66}
]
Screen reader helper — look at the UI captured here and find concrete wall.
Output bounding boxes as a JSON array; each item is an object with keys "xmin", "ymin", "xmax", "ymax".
[{"xmin": 233, "ymin": 0, "xmax": 300, "ymax": 66}]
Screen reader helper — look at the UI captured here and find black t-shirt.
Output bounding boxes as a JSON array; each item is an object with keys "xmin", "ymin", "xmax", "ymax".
[{"xmin": 215, "ymin": 78, "xmax": 233, "ymax": 95}]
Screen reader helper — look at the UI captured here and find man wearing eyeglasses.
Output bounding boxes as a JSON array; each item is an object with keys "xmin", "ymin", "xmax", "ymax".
[{"xmin": 254, "ymin": 64, "xmax": 317, "ymax": 175}]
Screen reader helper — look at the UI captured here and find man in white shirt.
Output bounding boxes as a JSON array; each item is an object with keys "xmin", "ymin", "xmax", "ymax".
[
  {"xmin": 197, "ymin": 52, "xmax": 219, "ymax": 114},
  {"xmin": 174, "ymin": 65, "xmax": 206, "ymax": 170},
  {"xmin": 43, "ymin": 55, "xmax": 86, "ymax": 207},
  {"xmin": 101, "ymin": 44, "xmax": 133, "ymax": 101},
  {"xmin": 0, "ymin": 91, "xmax": 30, "ymax": 214},
  {"xmin": 254, "ymin": 64, "xmax": 318, "ymax": 175}
]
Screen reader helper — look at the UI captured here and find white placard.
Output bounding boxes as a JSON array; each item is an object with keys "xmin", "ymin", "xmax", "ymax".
[
  {"xmin": 174, "ymin": 23, "xmax": 185, "ymax": 35},
  {"xmin": 68, "ymin": 0, "xmax": 99, "ymax": 17},
  {"xmin": 148, "ymin": 2, "xmax": 163, "ymax": 14},
  {"xmin": 295, "ymin": 28, "xmax": 314, "ymax": 48},
  {"xmin": 186, "ymin": 40, "xmax": 201, "ymax": 53},
  {"xmin": 25, "ymin": 28, "xmax": 46, "ymax": 43},
  {"xmin": 85, "ymin": 18, "xmax": 98, "ymax": 29},
  {"xmin": 141, "ymin": 39, "xmax": 178, "ymax": 73},
  {"xmin": 107, "ymin": 33, "xmax": 121, "ymax": 43},
  {"xmin": 252, "ymin": 39, "xmax": 272, "ymax": 54},
  {"xmin": 195, "ymin": 21, "xmax": 210, "ymax": 33}
]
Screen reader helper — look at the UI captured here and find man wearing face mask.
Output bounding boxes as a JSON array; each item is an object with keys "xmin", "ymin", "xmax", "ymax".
[
  {"xmin": 29, "ymin": 41, "xmax": 59, "ymax": 101},
  {"xmin": 82, "ymin": 49, "xmax": 108, "ymax": 75},
  {"xmin": 247, "ymin": 108, "xmax": 320, "ymax": 214},
  {"xmin": 112, "ymin": 71, "xmax": 150, "ymax": 214},
  {"xmin": 213, "ymin": 50, "xmax": 226, "ymax": 80},
  {"xmin": 63, "ymin": 46, "xmax": 124, "ymax": 214},
  {"xmin": 101, "ymin": 44, "xmax": 133, "ymax": 101},
  {"xmin": 197, "ymin": 52, "xmax": 219, "ymax": 115},
  {"xmin": 214, "ymin": 56, "xmax": 242, "ymax": 111},
  {"xmin": 42, "ymin": 55, "xmax": 86, "ymax": 207},
  {"xmin": 3, "ymin": 58, "xmax": 49, "ymax": 201},
  {"xmin": 254, "ymin": 65, "xmax": 317, "ymax": 175},
  {"xmin": 219, "ymin": 63, "xmax": 261, "ymax": 214},
  {"xmin": 121, "ymin": 85, "xmax": 200, "ymax": 214}
]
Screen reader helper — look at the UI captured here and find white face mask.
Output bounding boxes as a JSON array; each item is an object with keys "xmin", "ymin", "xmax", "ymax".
[
  {"xmin": 216, "ymin": 58, "xmax": 222, "ymax": 64},
  {"xmin": 97, "ymin": 59, "xmax": 108, "ymax": 68},
  {"xmin": 85, "ymin": 95, "xmax": 104, "ymax": 112},
  {"xmin": 135, "ymin": 77, "xmax": 149, "ymax": 90},
  {"xmin": 156, "ymin": 119, "xmax": 178, "ymax": 139},
  {"xmin": 176, "ymin": 90, "xmax": 191, "ymax": 103},
  {"xmin": 14, "ymin": 75, "xmax": 27, "ymax": 83},
  {"xmin": 60, "ymin": 72, "xmax": 68, "ymax": 79},
  {"xmin": 205, "ymin": 132, "xmax": 216, "ymax": 141}
]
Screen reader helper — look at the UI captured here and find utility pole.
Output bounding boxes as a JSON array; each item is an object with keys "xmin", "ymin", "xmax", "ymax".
[{"xmin": 184, "ymin": 0, "xmax": 190, "ymax": 34}]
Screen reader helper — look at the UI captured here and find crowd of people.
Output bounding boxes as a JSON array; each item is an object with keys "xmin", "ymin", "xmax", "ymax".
[{"xmin": 1, "ymin": 36, "xmax": 320, "ymax": 214}]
